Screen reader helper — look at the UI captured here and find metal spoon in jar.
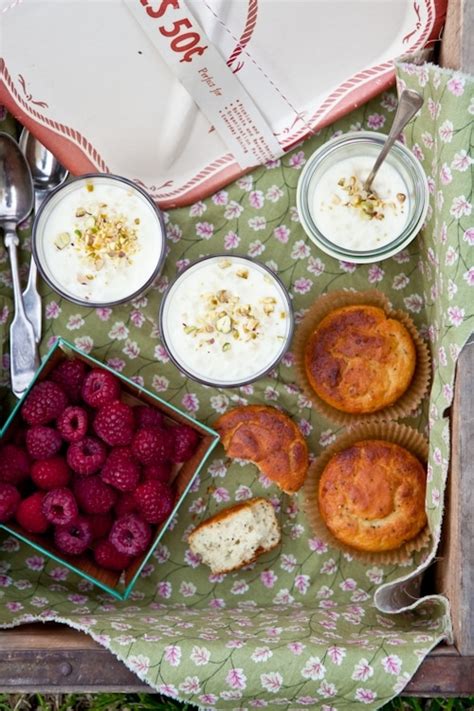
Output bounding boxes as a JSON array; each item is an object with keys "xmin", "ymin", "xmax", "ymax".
[
  {"xmin": 0, "ymin": 132, "xmax": 38, "ymax": 398},
  {"xmin": 19, "ymin": 128, "xmax": 69, "ymax": 343},
  {"xmin": 363, "ymin": 89, "xmax": 424, "ymax": 193}
]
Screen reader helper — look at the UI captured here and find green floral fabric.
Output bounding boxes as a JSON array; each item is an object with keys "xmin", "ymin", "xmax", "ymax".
[{"xmin": 0, "ymin": 63, "xmax": 472, "ymax": 710}]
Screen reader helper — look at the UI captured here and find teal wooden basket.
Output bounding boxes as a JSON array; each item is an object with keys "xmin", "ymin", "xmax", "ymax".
[{"xmin": 0, "ymin": 338, "xmax": 220, "ymax": 600}]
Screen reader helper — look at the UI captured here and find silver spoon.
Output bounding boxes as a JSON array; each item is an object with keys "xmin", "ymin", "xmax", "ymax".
[
  {"xmin": 0, "ymin": 132, "xmax": 39, "ymax": 398},
  {"xmin": 363, "ymin": 89, "xmax": 424, "ymax": 193},
  {"xmin": 19, "ymin": 128, "xmax": 69, "ymax": 343}
]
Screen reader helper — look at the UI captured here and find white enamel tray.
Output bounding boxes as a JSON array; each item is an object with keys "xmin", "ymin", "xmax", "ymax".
[{"xmin": 0, "ymin": 0, "xmax": 446, "ymax": 207}]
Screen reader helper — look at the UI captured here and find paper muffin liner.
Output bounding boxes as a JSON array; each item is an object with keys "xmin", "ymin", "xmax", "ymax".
[
  {"xmin": 293, "ymin": 289, "xmax": 431, "ymax": 426},
  {"xmin": 303, "ymin": 421, "xmax": 431, "ymax": 565}
]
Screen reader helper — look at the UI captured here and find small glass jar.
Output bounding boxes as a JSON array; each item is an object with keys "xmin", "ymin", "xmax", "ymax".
[
  {"xmin": 33, "ymin": 174, "xmax": 166, "ymax": 307},
  {"xmin": 296, "ymin": 132, "xmax": 429, "ymax": 263},
  {"xmin": 159, "ymin": 255, "xmax": 294, "ymax": 388}
]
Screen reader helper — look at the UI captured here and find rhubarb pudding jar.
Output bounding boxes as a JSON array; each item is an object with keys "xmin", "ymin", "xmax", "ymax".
[
  {"xmin": 159, "ymin": 256, "xmax": 294, "ymax": 387},
  {"xmin": 33, "ymin": 174, "xmax": 166, "ymax": 306},
  {"xmin": 297, "ymin": 132, "xmax": 429, "ymax": 263}
]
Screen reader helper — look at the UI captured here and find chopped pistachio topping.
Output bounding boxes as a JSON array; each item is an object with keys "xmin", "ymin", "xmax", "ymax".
[
  {"xmin": 54, "ymin": 201, "xmax": 140, "ymax": 270},
  {"xmin": 54, "ymin": 232, "xmax": 71, "ymax": 250},
  {"xmin": 181, "ymin": 283, "xmax": 286, "ymax": 348},
  {"xmin": 336, "ymin": 174, "xmax": 406, "ymax": 221}
]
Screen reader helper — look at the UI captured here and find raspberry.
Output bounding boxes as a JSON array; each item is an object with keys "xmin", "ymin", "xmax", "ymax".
[
  {"xmin": 51, "ymin": 358, "xmax": 88, "ymax": 403},
  {"xmin": 134, "ymin": 480, "xmax": 174, "ymax": 524},
  {"xmin": 42, "ymin": 488, "xmax": 78, "ymax": 526},
  {"xmin": 0, "ymin": 444, "xmax": 30, "ymax": 485},
  {"xmin": 31, "ymin": 458, "xmax": 70, "ymax": 490},
  {"xmin": 171, "ymin": 425, "xmax": 200, "ymax": 463},
  {"xmin": 74, "ymin": 476, "xmax": 117, "ymax": 514},
  {"xmin": 67, "ymin": 437, "xmax": 107, "ymax": 476},
  {"xmin": 54, "ymin": 517, "xmax": 92, "ymax": 556},
  {"xmin": 143, "ymin": 461, "xmax": 172, "ymax": 483},
  {"xmin": 134, "ymin": 405, "xmax": 164, "ymax": 430},
  {"xmin": 94, "ymin": 539, "xmax": 133, "ymax": 571},
  {"xmin": 21, "ymin": 381, "xmax": 68, "ymax": 426},
  {"xmin": 26, "ymin": 426, "xmax": 62, "ymax": 460},
  {"xmin": 115, "ymin": 493, "xmax": 138, "ymax": 518},
  {"xmin": 16, "ymin": 492, "xmax": 49, "ymax": 533},
  {"xmin": 101, "ymin": 447, "xmax": 141, "ymax": 492},
  {"xmin": 82, "ymin": 369, "xmax": 121, "ymax": 408},
  {"xmin": 86, "ymin": 512, "xmax": 114, "ymax": 540},
  {"xmin": 94, "ymin": 401, "xmax": 135, "ymax": 446},
  {"xmin": 132, "ymin": 427, "xmax": 173, "ymax": 465},
  {"xmin": 57, "ymin": 406, "xmax": 88, "ymax": 443},
  {"xmin": 0, "ymin": 483, "xmax": 21, "ymax": 522},
  {"xmin": 109, "ymin": 514, "xmax": 152, "ymax": 556}
]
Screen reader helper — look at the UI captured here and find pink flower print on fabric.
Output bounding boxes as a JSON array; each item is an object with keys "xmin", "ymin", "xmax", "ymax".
[
  {"xmin": 439, "ymin": 120, "xmax": 454, "ymax": 143},
  {"xmin": 164, "ymin": 644, "xmax": 181, "ymax": 666},
  {"xmin": 224, "ymin": 201, "xmax": 244, "ymax": 219},
  {"xmin": 266, "ymin": 185, "xmax": 284, "ymax": 202},
  {"xmin": 450, "ymin": 195, "xmax": 472, "ymax": 219},
  {"xmin": 196, "ymin": 221, "xmax": 214, "ymax": 239},
  {"xmin": 447, "ymin": 75, "xmax": 465, "ymax": 96},
  {"xmin": 212, "ymin": 189, "xmax": 228, "ymax": 205},
  {"xmin": 182, "ymin": 392, "xmax": 199, "ymax": 412},
  {"xmin": 367, "ymin": 113, "xmax": 385, "ymax": 130},
  {"xmin": 260, "ymin": 671, "xmax": 283, "ymax": 692},
  {"xmin": 440, "ymin": 163, "xmax": 452, "ymax": 185},
  {"xmin": 451, "ymin": 150, "xmax": 471, "ymax": 172},
  {"xmin": 225, "ymin": 668, "xmax": 247, "ymax": 689},
  {"xmin": 224, "ymin": 230, "xmax": 240, "ymax": 249},
  {"xmin": 463, "ymin": 267, "xmax": 474, "ymax": 286},
  {"xmin": 288, "ymin": 151, "xmax": 306, "ymax": 169},
  {"xmin": 249, "ymin": 190, "xmax": 264, "ymax": 208},
  {"xmin": 355, "ymin": 688, "xmax": 377, "ymax": 704},
  {"xmin": 189, "ymin": 201, "xmax": 206, "ymax": 217},
  {"xmin": 273, "ymin": 225, "xmax": 290, "ymax": 243}
]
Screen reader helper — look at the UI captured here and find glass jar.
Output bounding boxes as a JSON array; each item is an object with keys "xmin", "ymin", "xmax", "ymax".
[
  {"xmin": 33, "ymin": 173, "xmax": 166, "ymax": 307},
  {"xmin": 159, "ymin": 255, "xmax": 294, "ymax": 388},
  {"xmin": 296, "ymin": 132, "xmax": 429, "ymax": 263}
]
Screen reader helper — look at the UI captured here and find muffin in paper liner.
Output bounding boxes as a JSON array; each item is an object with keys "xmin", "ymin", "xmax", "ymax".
[
  {"xmin": 293, "ymin": 289, "xmax": 431, "ymax": 426},
  {"xmin": 303, "ymin": 421, "xmax": 431, "ymax": 565}
]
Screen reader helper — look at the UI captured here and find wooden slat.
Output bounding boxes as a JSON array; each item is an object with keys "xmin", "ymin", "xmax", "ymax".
[
  {"xmin": 435, "ymin": 336, "xmax": 474, "ymax": 655},
  {"xmin": 0, "ymin": 625, "xmax": 472, "ymax": 695},
  {"xmin": 403, "ymin": 653, "xmax": 474, "ymax": 697},
  {"xmin": 440, "ymin": 0, "xmax": 474, "ymax": 74}
]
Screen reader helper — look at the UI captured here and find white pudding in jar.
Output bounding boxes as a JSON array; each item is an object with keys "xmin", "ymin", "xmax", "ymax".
[
  {"xmin": 33, "ymin": 175, "xmax": 165, "ymax": 305},
  {"xmin": 311, "ymin": 156, "xmax": 410, "ymax": 251},
  {"xmin": 296, "ymin": 132, "xmax": 429, "ymax": 264},
  {"xmin": 160, "ymin": 256, "xmax": 293, "ymax": 387}
]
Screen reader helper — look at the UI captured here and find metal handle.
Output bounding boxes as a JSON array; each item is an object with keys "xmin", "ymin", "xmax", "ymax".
[
  {"xmin": 363, "ymin": 89, "xmax": 424, "ymax": 192},
  {"xmin": 4, "ymin": 224, "xmax": 39, "ymax": 398},
  {"xmin": 22, "ymin": 190, "xmax": 47, "ymax": 343}
]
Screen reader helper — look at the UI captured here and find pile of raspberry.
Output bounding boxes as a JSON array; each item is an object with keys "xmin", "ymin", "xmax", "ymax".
[{"xmin": 0, "ymin": 358, "xmax": 200, "ymax": 574}]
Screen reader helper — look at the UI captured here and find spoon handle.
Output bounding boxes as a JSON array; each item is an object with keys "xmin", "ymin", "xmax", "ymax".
[
  {"xmin": 363, "ymin": 89, "xmax": 424, "ymax": 192},
  {"xmin": 22, "ymin": 190, "xmax": 48, "ymax": 343},
  {"xmin": 4, "ymin": 225, "xmax": 39, "ymax": 398}
]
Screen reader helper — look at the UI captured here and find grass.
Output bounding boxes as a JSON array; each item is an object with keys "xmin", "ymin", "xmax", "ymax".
[{"xmin": 0, "ymin": 695, "xmax": 473, "ymax": 710}]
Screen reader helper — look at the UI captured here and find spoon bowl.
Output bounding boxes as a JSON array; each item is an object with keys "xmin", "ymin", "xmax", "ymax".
[
  {"xmin": 19, "ymin": 128, "xmax": 69, "ymax": 193},
  {"xmin": 0, "ymin": 133, "xmax": 34, "ymax": 222},
  {"xmin": 19, "ymin": 128, "xmax": 69, "ymax": 344},
  {"xmin": 0, "ymin": 132, "xmax": 38, "ymax": 397}
]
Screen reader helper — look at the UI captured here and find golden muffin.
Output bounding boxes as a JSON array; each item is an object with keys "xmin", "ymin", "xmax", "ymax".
[
  {"xmin": 318, "ymin": 440, "xmax": 427, "ymax": 553},
  {"xmin": 215, "ymin": 405, "xmax": 309, "ymax": 494},
  {"xmin": 304, "ymin": 305, "xmax": 416, "ymax": 414}
]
